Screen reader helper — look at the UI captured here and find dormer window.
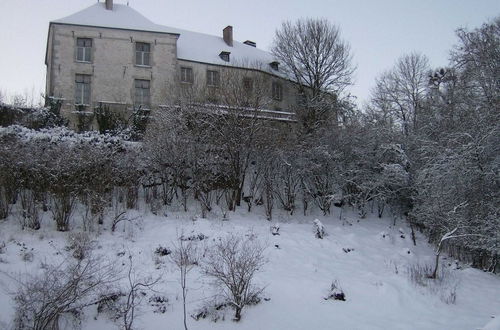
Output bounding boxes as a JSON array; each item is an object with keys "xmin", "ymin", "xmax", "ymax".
[
  {"xmin": 269, "ymin": 61, "xmax": 280, "ymax": 71},
  {"xmin": 219, "ymin": 51, "xmax": 230, "ymax": 62}
]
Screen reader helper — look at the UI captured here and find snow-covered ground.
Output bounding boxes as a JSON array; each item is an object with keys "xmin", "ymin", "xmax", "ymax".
[{"xmin": 0, "ymin": 205, "xmax": 499, "ymax": 330}]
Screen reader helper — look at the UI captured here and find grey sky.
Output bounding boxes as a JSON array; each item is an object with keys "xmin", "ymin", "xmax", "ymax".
[{"xmin": 0, "ymin": 0, "xmax": 498, "ymax": 106}]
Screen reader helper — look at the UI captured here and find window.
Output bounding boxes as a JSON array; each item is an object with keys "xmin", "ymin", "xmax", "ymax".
[
  {"xmin": 75, "ymin": 74, "xmax": 91, "ymax": 105},
  {"xmin": 272, "ymin": 82, "xmax": 283, "ymax": 101},
  {"xmin": 135, "ymin": 42, "xmax": 151, "ymax": 66},
  {"xmin": 243, "ymin": 78, "xmax": 253, "ymax": 92},
  {"xmin": 269, "ymin": 61, "xmax": 279, "ymax": 71},
  {"xmin": 134, "ymin": 79, "xmax": 150, "ymax": 108},
  {"xmin": 206, "ymin": 70, "xmax": 220, "ymax": 87},
  {"xmin": 76, "ymin": 38, "xmax": 92, "ymax": 62},
  {"xmin": 180, "ymin": 67, "xmax": 193, "ymax": 83},
  {"xmin": 219, "ymin": 51, "xmax": 230, "ymax": 62}
]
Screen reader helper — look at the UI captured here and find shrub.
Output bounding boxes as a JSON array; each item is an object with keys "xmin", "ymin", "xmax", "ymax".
[
  {"xmin": 202, "ymin": 234, "xmax": 266, "ymax": 321},
  {"xmin": 324, "ymin": 280, "xmax": 346, "ymax": 301},
  {"xmin": 313, "ymin": 219, "xmax": 326, "ymax": 239},
  {"xmin": 154, "ymin": 245, "xmax": 171, "ymax": 256},
  {"xmin": 66, "ymin": 232, "xmax": 95, "ymax": 260},
  {"xmin": 13, "ymin": 255, "xmax": 118, "ymax": 330},
  {"xmin": 406, "ymin": 263, "xmax": 459, "ymax": 304}
]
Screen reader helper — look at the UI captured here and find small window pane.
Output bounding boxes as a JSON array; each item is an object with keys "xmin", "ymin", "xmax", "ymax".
[
  {"xmin": 181, "ymin": 67, "xmax": 193, "ymax": 83},
  {"xmin": 134, "ymin": 79, "xmax": 150, "ymax": 107},
  {"xmin": 77, "ymin": 48, "xmax": 84, "ymax": 61},
  {"xmin": 84, "ymin": 49, "xmax": 91, "ymax": 62}
]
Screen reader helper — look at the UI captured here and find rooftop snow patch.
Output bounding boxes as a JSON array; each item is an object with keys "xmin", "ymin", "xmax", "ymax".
[{"xmin": 52, "ymin": 3, "xmax": 285, "ymax": 76}]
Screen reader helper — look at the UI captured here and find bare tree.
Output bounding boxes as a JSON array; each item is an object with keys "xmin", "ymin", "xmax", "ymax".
[
  {"xmin": 144, "ymin": 63, "xmax": 274, "ymax": 212},
  {"xmin": 170, "ymin": 238, "xmax": 199, "ymax": 330},
  {"xmin": 272, "ymin": 18, "xmax": 355, "ymax": 132},
  {"xmin": 370, "ymin": 52, "xmax": 430, "ymax": 137},
  {"xmin": 272, "ymin": 18, "xmax": 355, "ymax": 96},
  {"xmin": 202, "ymin": 234, "xmax": 266, "ymax": 321},
  {"xmin": 121, "ymin": 255, "xmax": 161, "ymax": 330}
]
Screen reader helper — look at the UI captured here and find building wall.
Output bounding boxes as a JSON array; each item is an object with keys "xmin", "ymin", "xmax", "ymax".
[
  {"xmin": 46, "ymin": 23, "xmax": 178, "ymax": 128},
  {"xmin": 46, "ymin": 23, "xmax": 300, "ymax": 130},
  {"xmin": 176, "ymin": 59, "xmax": 300, "ymax": 112}
]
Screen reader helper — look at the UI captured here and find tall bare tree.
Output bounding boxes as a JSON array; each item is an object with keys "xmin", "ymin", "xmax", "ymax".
[
  {"xmin": 272, "ymin": 18, "xmax": 355, "ymax": 131},
  {"xmin": 370, "ymin": 52, "xmax": 430, "ymax": 137},
  {"xmin": 272, "ymin": 18, "xmax": 355, "ymax": 96}
]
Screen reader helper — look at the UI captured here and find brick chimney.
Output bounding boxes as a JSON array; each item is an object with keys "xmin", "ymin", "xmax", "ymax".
[
  {"xmin": 223, "ymin": 26, "xmax": 233, "ymax": 47},
  {"xmin": 105, "ymin": 0, "xmax": 113, "ymax": 10}
]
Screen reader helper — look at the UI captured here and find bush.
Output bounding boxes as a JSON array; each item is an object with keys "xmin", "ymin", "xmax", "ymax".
[
  {"xmin": 154, "ymin": 245, "xmax": 171, "ymax": 256},
  {"xmin": 406, "ymin": 263, "xmax": 458, "ymax": 304},
  {"xmin": 313, "ymin": 219, "xmax": 326, "ymax": 239},
  {"xmin": 66, "ymin": 232, "xmax": 95, "ymax": 260},
  {"xmin": 324, "ymin": 280, "xmax": 346, "ymax": 301},
  {"xmin": 202, "ymin": 234, "xmax": 266, "ymax": 321},
  {"xmin": 13, "ymin": 255, "xmax": 118, "ymax": 330}
]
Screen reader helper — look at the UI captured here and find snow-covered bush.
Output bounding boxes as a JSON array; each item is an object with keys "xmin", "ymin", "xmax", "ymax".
[
  {"xmin": 270, "ymin": 223, "xmax": 280, "ymax": 236},
  {"xmin": 192, "ymin": 298, "xmax": 229, "ymax": 322},
  {"xmin": 202, "ymin": 234, "xmax": 266, "ymax": 321},
  {"xmin": 66, "ymin": 232, "xmax": 95, "ymax": 260},
  {"xmin": 324, "ymin": 280, "xmax": 346, "ymax": 301},
  {"xmin": 154, "ymin": 245, "xmax": 171, "ymax": 257},
  {"xmin": 313, "ymin": 219, "xmax": 326, "ymax": 239},
  {"xmin": 13, "ymin": 255, "xmax": 118, "ymax": 330},
  {"xmin": 0, "ymin": 104, "xmax": 67, "ymax": 130},
  {"xmin": 0, "ymin": 126, "xmax": 141, "ymax": 230}
]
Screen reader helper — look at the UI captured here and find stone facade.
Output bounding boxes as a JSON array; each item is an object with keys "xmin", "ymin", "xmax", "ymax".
[
  {"xmin": 45, "ymin": 3, "xmax": 299, "ymax": 130},
  {"xmin": 46, "ymin": 23, "xmax": 178, "ymax": 128}
]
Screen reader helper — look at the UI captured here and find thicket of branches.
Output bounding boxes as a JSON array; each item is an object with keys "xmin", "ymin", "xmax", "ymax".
[{"xmin": 368, "ymin": 17, "xmax": 499, "ymax": 271}]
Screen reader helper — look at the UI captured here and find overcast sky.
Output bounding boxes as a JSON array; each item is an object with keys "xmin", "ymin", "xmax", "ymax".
[{"xmin": 0, "ymin": 0, "xmax": 498, "ymax": 106}]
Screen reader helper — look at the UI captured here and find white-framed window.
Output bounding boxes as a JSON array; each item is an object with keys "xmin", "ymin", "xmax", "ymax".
[
  {"xmin": 75, "ymin": 74, "xmax": 91, "ymax": 105},
  {"xmin": 272, "ymin": 82, "xmax": 283, "ymax": 101},
  {"xmin": 206, "ymin": 70, "xmax": 220, "ymax": 87},
  {"xmin": 76, "ymin": 38, "xmax": 92, "ymax": 62},
  {"xmin": 134, "ymin": 79, "xmax": 150, "ymax": 108},
  {"xmin": 180, "ymin": 67, "xmax": 193, "ymax": 84},
  {"xmin": 135, "ymin": 42, "xmax": 151, "ymax": 66}
]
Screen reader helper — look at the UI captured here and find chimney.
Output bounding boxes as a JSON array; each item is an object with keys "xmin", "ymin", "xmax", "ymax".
[
  {"xmin": 223, "ymin": 26, "xmax": 233, "ymax": 47},
  {"xmin": 105, "ymin": 0, "xmax": 113, "ymax": 10},
  {"xmin": 244, "ymin": 40, "xmax": 256, "ymax": 47}
]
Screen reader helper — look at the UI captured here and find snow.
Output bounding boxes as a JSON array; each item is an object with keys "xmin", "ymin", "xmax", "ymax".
[
  {"xmin": 52, "ymin": 3, "xmax": 284, "ymax": 76},
  {"xmin": 482, "ymin": 315, "xmax": 500, "ymax": 330},
  {"xmin": 53, "ymin": 3, "xmax": 174, "ymax": 35},
  {"xmin": 0, "ymin": 204, "xmax": 499, "ymax": 330}
]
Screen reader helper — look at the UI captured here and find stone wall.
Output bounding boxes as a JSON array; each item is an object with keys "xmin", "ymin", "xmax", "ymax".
[{"xmin": 46, "ymin": 23, "xmax": 178, "ymax": 130}]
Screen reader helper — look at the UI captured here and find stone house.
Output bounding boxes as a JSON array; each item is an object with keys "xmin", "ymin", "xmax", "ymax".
[{"xmin": 45, "ymin": 0, "xmax": 300, "ymax": 130}]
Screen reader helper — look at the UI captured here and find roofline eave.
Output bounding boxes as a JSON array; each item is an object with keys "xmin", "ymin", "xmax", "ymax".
[{"xmin": 49, "ymin": 22, "xmax": 181, "ymax": 37}]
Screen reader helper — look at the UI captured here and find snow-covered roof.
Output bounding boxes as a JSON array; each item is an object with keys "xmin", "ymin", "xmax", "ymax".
[{"xmin": 52, "ymin": 3, "xmax": 282, "ymax": 75}]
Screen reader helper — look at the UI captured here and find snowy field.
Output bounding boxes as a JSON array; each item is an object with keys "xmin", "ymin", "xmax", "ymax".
[{"xmin": 0, "ymin": 205, "xmax": 499, "ymax": 330}]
